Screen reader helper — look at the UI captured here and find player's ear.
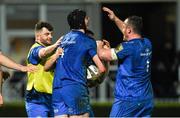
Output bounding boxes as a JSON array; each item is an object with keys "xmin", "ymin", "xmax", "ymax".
[
  {"xmin": 36, "ymin": 34, "xmax": 42, "ymax": 41},
  {"xmin": 127, "ymin": 27, "xmax": 131, "ymax": 34},
  {"xmin": 128, "ymin": 30, "xmax": 131, "ymax": 34}
]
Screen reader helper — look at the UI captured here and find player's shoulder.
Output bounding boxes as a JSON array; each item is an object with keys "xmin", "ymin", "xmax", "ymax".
[
  {"xmin": 29, "ymin": 43, "xmax": 44, "ymax": 56},
  {"xmin": 121, "ymin": 39, "xmax": 141, "ymax": 52},
  {"xmin": 82, "ymin": 34, "xmax": 96, "ymax": 45},
  {"xmin": 143, "ymin": 37, "xmax": 151, "ymax": 43},
  {"xmin": 121, "ymin": 41, "xmax": 132, "ymax": 50},
  {"xmin": 69, "ymin": 30, "xmax": 96, "ymax": 45},
  {"xmin": 31, "ymin": 43, "xmax": 44, "ymax": 49},
  {"xmin": 86, "ymin": 35, "xmax": 95, "ymax": 43},
  {"xmin": 143, "ymin": 37, "xmax": 152, "ymax": 48}
]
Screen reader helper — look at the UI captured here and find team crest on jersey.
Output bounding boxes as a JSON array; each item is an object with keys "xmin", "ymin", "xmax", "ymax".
[{"xmin": 115, "ymin": 44, "xmax": 123, "ymax": 52}]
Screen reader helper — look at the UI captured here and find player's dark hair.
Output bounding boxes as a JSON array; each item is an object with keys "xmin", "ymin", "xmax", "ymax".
[
  {"xmin": 127, "ymin": 16, "xmax": 143, "ymax": 35},
  {"xmin": 67, "ymin": 9, "xmax": 86, "ymax": 30},
  {"xmin": 35, "ymin": 21, "xmax": 53, "ymax": 32}
]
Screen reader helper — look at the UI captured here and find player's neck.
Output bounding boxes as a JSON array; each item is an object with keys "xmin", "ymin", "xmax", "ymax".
[
  {"xmin": 35, "ymin": 40, "xmax": 46, "ymax": 47},
  {"xmin": 73, "ymin": 29, "xmax": 85, "ymax": 33},
  {"xmin": 128, "ymin": 34, "xmax": 142, "ymax": 41}
]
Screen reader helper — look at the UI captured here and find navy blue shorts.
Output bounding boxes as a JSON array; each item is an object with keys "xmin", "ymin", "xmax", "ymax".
[
  {"xmin": 25, "ymin": 89, "xmax": 54, "ymax": 117},
  {"xmin": 52, "ymin": 87, "xmax": 68, "ymax": 116},
  {"xmin": 110, "ymin": 99, "xmax": 154, "ymax": 117},
  {"xmin": 25, "ymin": 102, "xmax": 54, "ymax": 117},
  {"xmin": 52, "ymin": 84, "xmax": 93, "ymax": 116}
]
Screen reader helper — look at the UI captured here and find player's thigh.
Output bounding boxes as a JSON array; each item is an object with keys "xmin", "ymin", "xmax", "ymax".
[
  {"xmin": 110, "ymin": 99, "xmax": 154, "ymax": 117},
  {"xmin": 60, "ymin": 84, "xmax": 91, "ymax": 115},
  {"xmin": 110, "ymin": 99, "xmax": 141, "ymax": 117},
  {"xmin": 110, "ymin": 100, "xmax": 126, "ymax": 117},
  {"xmin": 25, "ymin": 102, "xmax": 49, "ymax": 117},
  {"xmin": 53, "ymin": 87, "xmax": 68, "ymax": 116},
  {"xmin": 138, "ymin": 99, "xmax": 154, "ymax": 117}
]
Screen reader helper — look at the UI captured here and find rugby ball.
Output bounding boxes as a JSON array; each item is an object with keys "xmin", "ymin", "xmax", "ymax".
[
  {"xmin": 87, "ymin": 61, "xmax": 109, "ymax": 88},
  {"xmin": 87, "ymin": 65, "xmax": 99, "ymax": 80}
]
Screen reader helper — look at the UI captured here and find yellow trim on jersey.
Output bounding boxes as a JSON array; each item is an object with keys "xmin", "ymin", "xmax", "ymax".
[
  {"xmin": 111, "ymin": 48, "xmax": 118, "ymax": 60},
  {"xmin": 115, "ymin": 44, "xmax": 123, "ymax": 52},
  {"xmin": 26, "ymin": 43, "xmax": 54, "ymax": 94},
  {"xmin": 111, "ymin": 44, "xmax": 124, "ymax": 60}
]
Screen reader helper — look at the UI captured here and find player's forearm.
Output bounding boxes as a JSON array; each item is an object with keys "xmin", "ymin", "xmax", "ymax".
[
  {"xmin": 39, "ymin": 44, "xmax": 57, "ymax": 58},
  {"xmin": 93, "ymin": 55, "xmax": 106, "ymax": 74},
  {"xmin": 39, "ymin": 37, "xmax": 62, "ymax": 58},
  {"xmin": 44, "ymin": 47, "xmax": 63, "ymax": 71},
  {"xmin": 97, "ymin": 48, "xmax": 113, "ymax": 61},
  {"xmin": 113, "ymin": 16, "xmax": 125, "ymax": 32},
  {"xmin": 0, "ymin": 54, "xmax": 24, "ymax": 71},
  {"xmin": 44, "ymin": 54, "xmax": 58, "ymax": 71}
]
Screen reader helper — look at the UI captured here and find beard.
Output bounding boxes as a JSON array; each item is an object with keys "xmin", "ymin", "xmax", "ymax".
[{"xmin": 43, "ymin": 39, "xmax": 52, "ymax": 46}]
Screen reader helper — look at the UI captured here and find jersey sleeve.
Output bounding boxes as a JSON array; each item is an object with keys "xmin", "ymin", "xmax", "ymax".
[
  {"xmin": 115, "ymin": 43, "xmax": 132, "ymax": 59},
  {"xmin": 88, "ymin": 39, "xmax": 97, "ymax": 58},
  {"xmin": 27, "ymin": 46, "xmax": 43, "ymax": 65}
]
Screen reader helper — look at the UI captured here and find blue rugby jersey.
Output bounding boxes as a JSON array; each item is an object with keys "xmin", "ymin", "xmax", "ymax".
[
  {"xmin": 114, "ymin": 38, "xmax": 153, "ymax": 101},
  {"xmin": 53, "ymin": 30, "xmax": 97, "ymax": 88},
  {"xmin": 28, "ymin": 45, "xmax": 43, "ymax": 65}
]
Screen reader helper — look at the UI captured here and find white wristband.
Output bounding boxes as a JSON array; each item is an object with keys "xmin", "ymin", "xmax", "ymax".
[{"xmin": 111, "ymin": 48, "xmax": 118, "ymax": 60}]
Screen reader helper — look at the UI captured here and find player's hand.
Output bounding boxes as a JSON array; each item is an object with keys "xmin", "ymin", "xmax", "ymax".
[
  {"xmin": 96, "ymin": 40, "xmax": 104, "ymax": 49},
  {"xmin": 97, "ymin": 40, "xmax": 110, "ymax": 49},
  {"xmin": 102, "ymin": 7, "xmax": 116, "ymax": 21},
  {"xmin": 56, "ymin": 47, "xmax": 64, "ymax": 55},
  {"xmin": 102, "ymin": 39, "xmax": 111, "ymax": 49},
  {"xmin": 0, "ymin": 72, "xmax": 3, "ymax": 106},
  {"xmin": 21, "ymin": 65, "xmax": 37, "ymax": 72},
  {"xmin": 55, "ymin": 47, "xmax": 64, "ymax": 58},
  {"xmin": 0, "ymin": 94, "xmax": 3, "ymax": 107},
  {"xmin": 54, "ymin": 36, "xmax": 63, "ymax": 47}
]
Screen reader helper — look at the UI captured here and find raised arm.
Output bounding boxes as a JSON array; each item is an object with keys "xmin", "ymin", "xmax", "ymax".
[{"xmin": 102, "ymin": 7, "xmax": 126, "ymax": 32}]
